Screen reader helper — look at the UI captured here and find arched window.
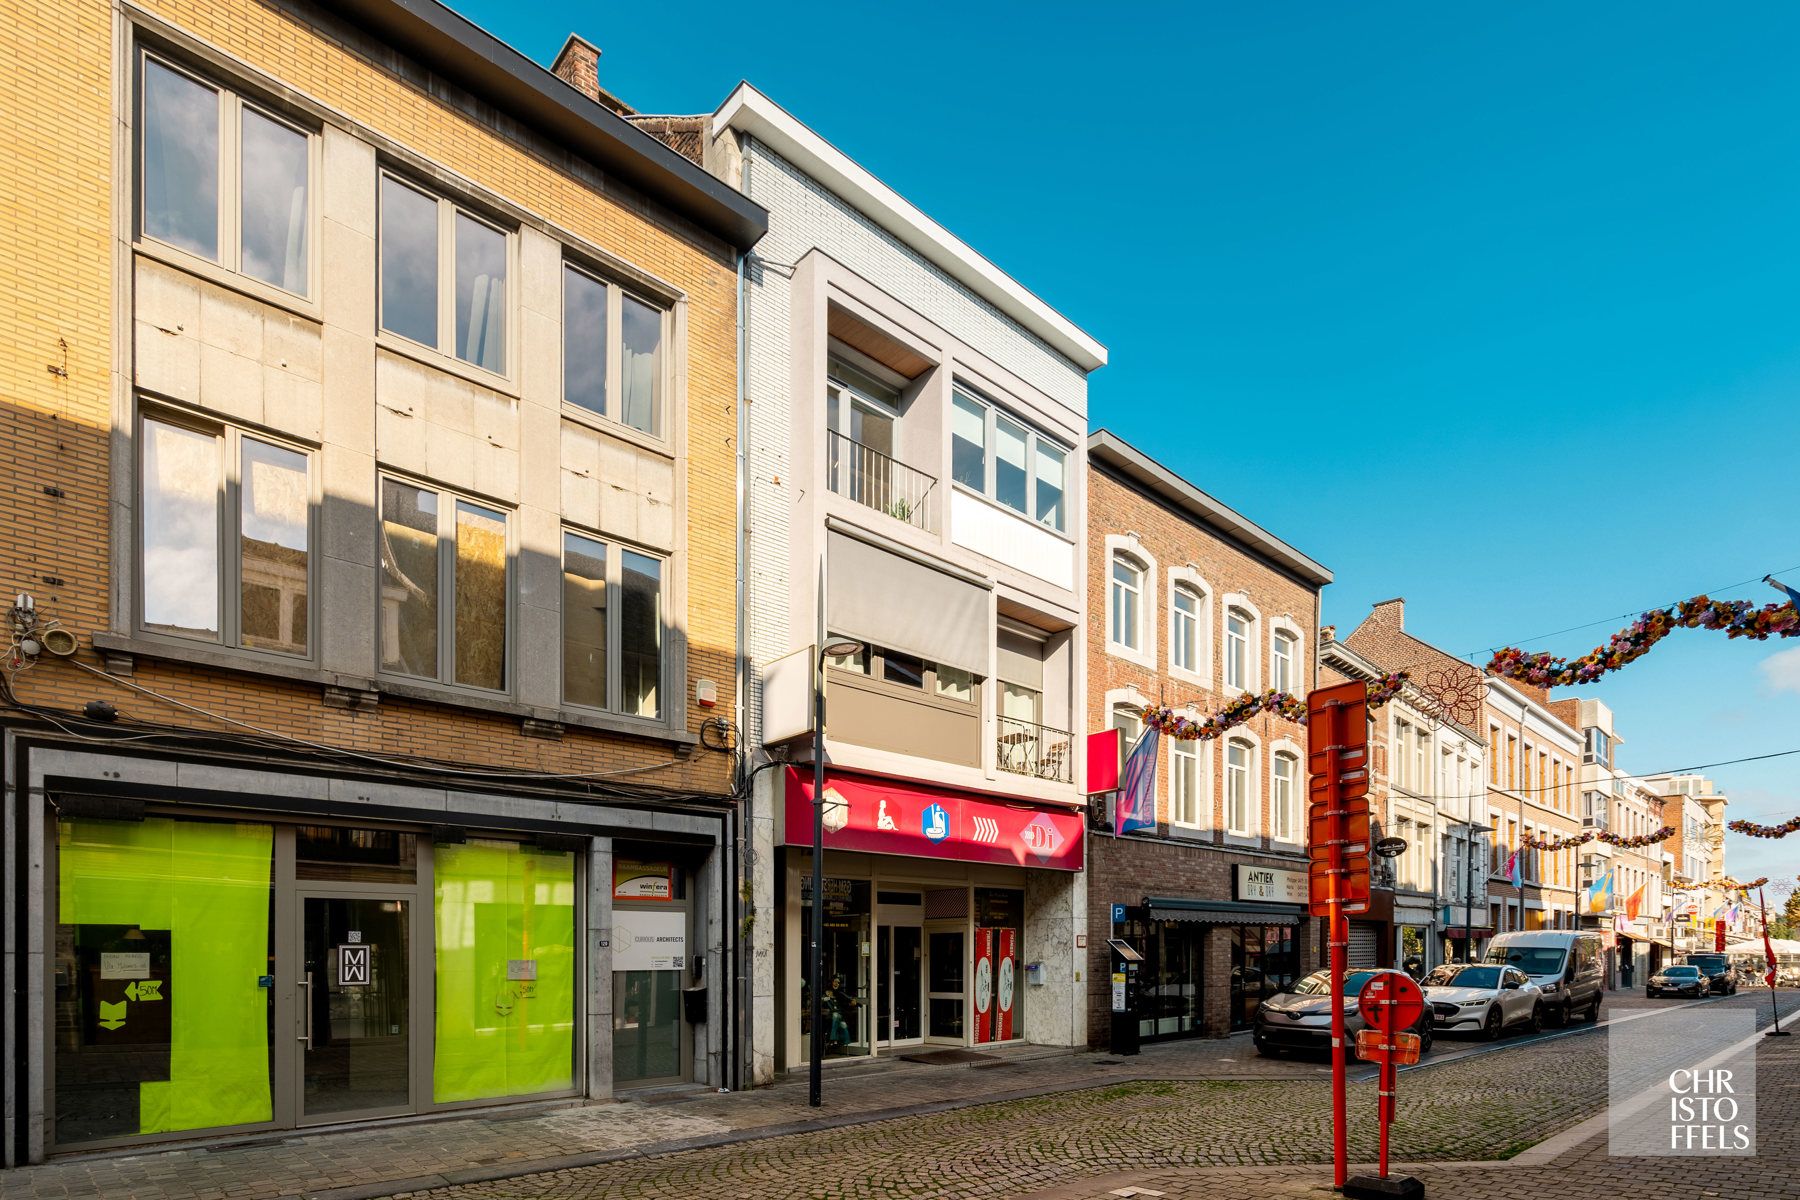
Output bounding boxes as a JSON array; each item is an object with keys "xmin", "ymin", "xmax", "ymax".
[
  {"xmin": 1110, "ymin": 701, "xmax": 1143, "ymax": 752},
  {"xmin": 1272, "ymin": 751, "xmax": 1299, "ymax": 842},
  {"xmin": 1225, "ymin": 607, "xmax": 1252, "ymax": 690},
  {"xmin": 1110, "ymin": 554, "xmax": 1145, "ymax": 652},
  {"xmin": 1171, "ymin": 584, "xmax": 1203, "ymax": 674},
  {"xmin": 1226, "ymin": 737, "xmax": 1256, "ymax": 835},
  {"xmin": 1271, "ymin": 629, "xmax": 1297, "ymax": 694}
]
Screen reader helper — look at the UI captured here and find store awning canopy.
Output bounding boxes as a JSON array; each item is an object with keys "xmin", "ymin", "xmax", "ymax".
[{"xmin": 1145, "ymin": 897, "xmax": 1305, "ymax": 926}]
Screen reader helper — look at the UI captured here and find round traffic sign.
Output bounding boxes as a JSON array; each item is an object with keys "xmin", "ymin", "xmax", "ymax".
[{"xmin": 1357, "ymin": 970, "xmax": 1424, "ymax": 1031}]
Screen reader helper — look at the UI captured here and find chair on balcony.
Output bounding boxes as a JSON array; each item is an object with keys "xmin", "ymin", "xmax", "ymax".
[{"xmin": 1035, "ymin": 740, "xmax": 1069, "ymax": 784}]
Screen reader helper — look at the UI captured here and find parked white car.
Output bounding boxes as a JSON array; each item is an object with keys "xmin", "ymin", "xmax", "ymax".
[{"xmin": 1422, "ymin": 963, "xmax": 1544, "ymax": 1040}]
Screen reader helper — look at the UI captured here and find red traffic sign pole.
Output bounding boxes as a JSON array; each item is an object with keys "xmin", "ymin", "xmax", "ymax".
[
  {"xmin": 1350, "ymin": 972, "xmax": 1426, "ymax": 1197},
  {"xmin": 1306, "ymin": 682, "xmax": 1371, "ymax": 1192}
]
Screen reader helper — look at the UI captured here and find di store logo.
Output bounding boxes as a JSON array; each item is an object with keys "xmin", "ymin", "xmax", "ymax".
[{"xmin": 1609, "ymin": 1009, "xmax": 1757, "ymax": 1157}]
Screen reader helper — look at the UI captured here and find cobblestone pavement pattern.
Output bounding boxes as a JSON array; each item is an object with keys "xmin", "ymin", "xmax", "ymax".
[{"xmin": 5, "ymin": 992, "xmax": 1794, "ymax": 1200}]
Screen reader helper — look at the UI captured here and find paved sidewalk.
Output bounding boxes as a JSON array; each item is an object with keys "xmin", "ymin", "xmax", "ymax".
[{"xmin": 2, "ymin": 990, "xmax": 1790, "ymax": 1200}]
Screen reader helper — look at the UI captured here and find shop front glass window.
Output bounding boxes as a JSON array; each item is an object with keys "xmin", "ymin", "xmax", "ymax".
[
  {"xmin": 54, "ymin": 815, "xmax": 274, "ymax": 1146},
  {"xmin": 800, "ymin": 878, "xmax": 870, "ymax": 1059}
]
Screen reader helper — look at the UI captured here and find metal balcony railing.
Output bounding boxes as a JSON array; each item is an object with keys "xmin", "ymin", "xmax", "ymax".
[
  {"xmin": 826, "ymin": 429, "xmax": 937, "ymax": 532},
  {"xmin": 995, "ymin": 715, "xmax": 1073, "ymax": 784}
]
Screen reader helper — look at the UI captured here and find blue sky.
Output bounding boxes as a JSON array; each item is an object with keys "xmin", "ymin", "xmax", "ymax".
[{"xmin": 466, "ymin": 1, "xmax": 1800, "ymax": 887}]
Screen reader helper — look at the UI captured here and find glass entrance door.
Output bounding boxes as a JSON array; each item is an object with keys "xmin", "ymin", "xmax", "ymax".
[
  {"xmin": 925, "ymin": 926, "xmax": 966, "ymax": 1041},
  {"xmin": 299, "ymin": 895, "xmax": 412, "ymax": 1121},
  {"xmin": 876, "ymin": 925, "xmax": 923, "ymax": 1045}
]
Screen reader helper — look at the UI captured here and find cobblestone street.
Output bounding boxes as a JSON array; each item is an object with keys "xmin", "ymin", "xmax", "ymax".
[{"xmin": 5, "ymin": 991, "xmax": 1794, "ymax": 1200}]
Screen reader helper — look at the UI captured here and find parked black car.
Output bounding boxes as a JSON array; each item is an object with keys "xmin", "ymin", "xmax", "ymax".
[
  {"xmin": 1254, "ymin": 968, "xmax": 1433, "ymax": 1058},
  {"xmin": 1647, "ymin": 965, "xmax": 1707, "ymax": 998},
  {"xmin": 1683, "ymin": 952, "xmax": 1738, "ymax": 995}
]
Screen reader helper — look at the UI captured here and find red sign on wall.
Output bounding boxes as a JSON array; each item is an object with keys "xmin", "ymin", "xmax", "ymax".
[
  {"xmin": 972, "ymin": 928, "xmax": 995, "ymax": 1044},
  {"xmin": 995, "ymin": 928, "xmax": 1017, "ymax": 1042},
  {"xmin": 782, "ymin": 768, "xmax": 1085, "ymax": 872}
]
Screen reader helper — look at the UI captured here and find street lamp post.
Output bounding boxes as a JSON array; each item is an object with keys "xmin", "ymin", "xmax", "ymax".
[{"xmin": 809, "ymin": 637, "xmax": 864, "ymax": 1109}]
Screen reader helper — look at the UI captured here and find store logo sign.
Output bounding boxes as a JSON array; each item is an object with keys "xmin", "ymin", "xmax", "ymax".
[
  {"xmin": 1020, "ymin": 814, "xmax": 1064, "ymax": 860},
  {"xmin": 922, "ymin": 803, "xmax": 949, "ymax": 843}
]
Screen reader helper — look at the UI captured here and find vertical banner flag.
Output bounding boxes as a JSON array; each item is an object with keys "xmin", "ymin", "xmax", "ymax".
[
  {"xmin": 1115, "ymin": 725, "xmax": 1161, "ymax": 836},
  {"xmin": 1504, "ymin": 849, "xmax": 1522, "ymax": 889},
  {"xmin": 1761, "ymin": 887, "xmax": 1779, "ymax": 989},
  {"xmin": 1585, "ymin": 869, "xmax": 1613, "ymax": 915},
  {"xmin": 1625, "ymin": 882, "xmax": 1646, "ymax": 924}
]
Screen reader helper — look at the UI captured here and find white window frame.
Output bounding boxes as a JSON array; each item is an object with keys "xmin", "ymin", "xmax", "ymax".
[
  {"xmin": 377, "ymin": 474, "xmax": 515, "ymax": 695},
  {"xmin": 1268, "ymin": 617, "xmax": 1302, "ymax": 696},
  {"xmin": 378, "ymin": 170, "xmax": 517, "ymax": 381},
  {"xmin": 1270, "ymin": 740, "xmax": 1302, "ymax": 845},
  {"xmin": 949, "ymin": 386, "xmax": 1072, "ymax": 533},
  {"xmin": 1224, "ymin": 732, "xmax": 1260, "ymax": 840},
  {"xmin": 1103, "ymin": 534, "xmax": 1156, "ymax": 668},
  {"xmin": 135, "ymin": 49, "xmax": 319, "ymax": 302},
  {"xmin": 135, "ymin": 407, "xmax": 317, "ymax": 660},
  {"xmin": 1166, "ymin": 566, "xmax": 1212, "ymax": 686},
  {"xmin": 1222, "ymin": 595, "xmax": 1262, "ymax": 694}
]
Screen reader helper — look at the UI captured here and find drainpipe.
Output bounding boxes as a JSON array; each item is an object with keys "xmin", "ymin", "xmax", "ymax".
[{"xmin": 732, "ymin": 238, "xmax": 750, "ymax": 1093}]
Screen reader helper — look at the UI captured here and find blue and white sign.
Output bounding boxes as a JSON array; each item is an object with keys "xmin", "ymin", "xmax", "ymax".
[
  {"xmin": 1111, "ymin": 902, "xmax": 1127, "ymax": 926},
  {"xmin": 921, "ymin": 802, "xmax": 950, "ymax": 843}
]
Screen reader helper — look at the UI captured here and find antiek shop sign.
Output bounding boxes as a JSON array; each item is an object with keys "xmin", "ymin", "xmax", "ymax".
[{"xmin": 1235, "ymin": 864, "xmax": 1308, "ymax": 904}]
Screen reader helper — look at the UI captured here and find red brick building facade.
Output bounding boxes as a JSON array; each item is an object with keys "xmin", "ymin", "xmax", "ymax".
[{"xmin": 1083, "ymin": 432, "xmax": 1330, "ymax": 1043}]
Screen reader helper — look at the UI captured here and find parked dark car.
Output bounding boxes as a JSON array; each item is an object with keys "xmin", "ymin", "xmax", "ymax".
[
  {"xmin": 1647, "ymin": 965, "xmax": 1707, "ymax": 999},
  {"xmin": 1254, "ymin": 968, "xmax": 1433, "ymax": 1058},
  {"xmin": 1683, "ymin": 953, "xmax": 1738, "ymax": 995}
]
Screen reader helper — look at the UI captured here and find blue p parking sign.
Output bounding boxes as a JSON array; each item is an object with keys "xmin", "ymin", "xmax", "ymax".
[{"xmin": 1111, "ymin": 903, "xmax": 1126, "ymax": 926}]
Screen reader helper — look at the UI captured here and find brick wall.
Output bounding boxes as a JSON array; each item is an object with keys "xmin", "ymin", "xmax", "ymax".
[{"xmin": 0, "ymin": 0, "xmax": 741, "ymax": 795}]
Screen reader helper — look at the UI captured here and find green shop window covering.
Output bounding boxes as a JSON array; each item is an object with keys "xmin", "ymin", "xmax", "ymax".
[
  {"xmin": 56, "ymin": 816, "xmax": 274, "ymax": 1140},
  {"xmin": 433, "ymin": 840, "xmax": 577, "ymax": 1101}
]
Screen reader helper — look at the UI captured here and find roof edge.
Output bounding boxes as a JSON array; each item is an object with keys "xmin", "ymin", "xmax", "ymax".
[
  {"xmin": 318, "ymin": 0, "xmax": 767, "ymax": 250},
  {"xmin": 1088, "ymin": 429, "xmax": 1333, "ymax": 587},
  {"xmin": 711, "ymin": 82, "xmax": 1106, "ymax": 372}
]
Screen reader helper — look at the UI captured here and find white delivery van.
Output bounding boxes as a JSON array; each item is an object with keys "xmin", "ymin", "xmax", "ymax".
[{"xmin": 1483, "ymin": 930, "xmax": 1605, "ymax": 1025}]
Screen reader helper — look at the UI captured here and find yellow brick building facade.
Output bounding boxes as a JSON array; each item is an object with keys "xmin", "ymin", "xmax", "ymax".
[{"xmin": 1, "ymin": 0, "xmax": 765, "ymax": 1162}]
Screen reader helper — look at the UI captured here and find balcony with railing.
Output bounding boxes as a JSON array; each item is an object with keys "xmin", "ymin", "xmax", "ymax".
[
  {"xmin": 995, "ymin": 714, "xmax": 1073, "ymax": 784},
  {"xmin": 826, "ymin": 429, "xmax": 937, "ymax": 533}
]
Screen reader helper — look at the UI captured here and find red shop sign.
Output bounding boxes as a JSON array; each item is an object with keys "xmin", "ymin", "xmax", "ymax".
[{"xmin": 782, "ymin": 768, "xmax": 1085, "ymax": 872}]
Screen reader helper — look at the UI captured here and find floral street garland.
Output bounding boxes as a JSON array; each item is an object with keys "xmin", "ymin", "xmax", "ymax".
[
  {"xmin": 1728, "ymin": 816, "xmax": 1800, "ymax": 839},
  {"xmin": 1519, "ymin": 825, "xmax": 1676, "ymax": 853},
  {"xmin": 1487, "ymin": 594, "xmax": 1800, "ymax": 689},
  {"xmin": 1139, "ymin": 673, "xmax": 1408, "ymax": 743}
]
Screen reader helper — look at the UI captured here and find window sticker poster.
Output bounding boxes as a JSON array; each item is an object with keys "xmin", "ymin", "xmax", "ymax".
[
  {"xmin": 613, "ymin": 859, "xmax": 673, "ymax": 901},
  {"xmin": 612, "ymin": 909, "xmax": 687, "ymax": 972}
]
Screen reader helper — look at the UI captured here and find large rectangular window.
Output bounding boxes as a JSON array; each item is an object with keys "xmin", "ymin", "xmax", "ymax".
[
  {"xmin": 434, "ymin": 840, "xmax": 576, "ymax": 1102},
  {"xmin": 54, "ymin": 815, "xmax": 274, "ymax": 1145},
  {"xmin": 562, "ymin": 264, "xmax": 666, "ymax": 437},
  {"xmin": 140, "ymin": 54, "xmax": 311, "ymax": 295},
  {"xmin": 561, "ymin": 532, "xmax": 664, "ymax": 720},
  {"xmin": 381, "ymin": 174, "xmax": 510, "ymax": 374},
  {"xmin": 951, "ymin": 389, "xmax": 1069, "ymax": 531},
  {"xmin": 380, "ymin": 478, "xmax": 509, "ymax": 691},
  {"xmin": 1171, "ymin": 738, "xmax": 1201, "ymax": 827},
  {"xmin": 140, "ymin": 415, "xmax": 311, "ymax": 655}
]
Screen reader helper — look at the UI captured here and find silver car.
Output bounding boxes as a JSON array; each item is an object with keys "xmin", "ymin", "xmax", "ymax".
[{"xmin": 1423, "ymin": 963, "xmax": 1543, "ymax": 1040}]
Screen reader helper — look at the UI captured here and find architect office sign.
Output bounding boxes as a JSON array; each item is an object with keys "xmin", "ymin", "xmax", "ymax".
[{"xmin": 1235, "ymin": 864, "xmax": 1309, "ymax": 904}]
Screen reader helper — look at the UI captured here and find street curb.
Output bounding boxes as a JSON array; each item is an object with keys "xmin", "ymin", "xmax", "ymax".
[{"xmin": 290, "ymin": 992, "xmax": 1797, "ymax": 1200}]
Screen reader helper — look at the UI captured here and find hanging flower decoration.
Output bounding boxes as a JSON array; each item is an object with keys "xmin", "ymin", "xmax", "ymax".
[
  {"xmin": 1487, "ymin": 594, "xmax": 1800, "ymax": 688},
  {"xmin": 1140, "ymin": 674, "xmax": 1406, "ymax": 743},
  {"xmin": 1728, "ymin": 815, "xmax": 1800, "ymax": 839},
  {"xmin": 1519, "ymin": 825, "xmax": 1676, "ymax": 852}
]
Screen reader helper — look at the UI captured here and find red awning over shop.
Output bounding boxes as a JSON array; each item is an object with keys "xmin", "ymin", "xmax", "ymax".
[{"xmin": 782, "ymin": 767, "xmax": 1084, "ymax": 872}]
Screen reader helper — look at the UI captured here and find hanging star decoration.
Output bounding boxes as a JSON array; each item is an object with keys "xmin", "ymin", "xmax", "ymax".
[
  {"xmin": 1140, "ymin": 673, "xmax": 1407, "ymax": 742},
  {"xmin": 1487, "ymin": 579, "xmax": 1800, "ymax": 689},
  {"xmin": 1728, "ymin": 816, "xmax": 1800, "ymax": 839},
  {"xmin": 1519, "ymin": 825, "xmax": 1676, "ymax": 852}
]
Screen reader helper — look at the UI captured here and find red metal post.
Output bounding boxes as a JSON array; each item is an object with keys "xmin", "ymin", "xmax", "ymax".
[
  {"xmin": 1378, "ymin": 986, "xmax": 1394, "ymax": 1177},
  {"xmin": 1330, "ymin": 906, "xmax": 1348, "ymax": 1188}
]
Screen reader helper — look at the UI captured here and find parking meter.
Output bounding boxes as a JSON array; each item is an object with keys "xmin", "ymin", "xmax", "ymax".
[{"xmin": 1107, "ymin": 937, "xmax": 1144, "ymax": 1056}]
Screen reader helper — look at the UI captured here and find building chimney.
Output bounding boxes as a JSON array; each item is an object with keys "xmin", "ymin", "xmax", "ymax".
[
  {"xmin": 1370, "ymin": 597, "xmax": 1406, "ymax": 629},
  {"xmin": 550, "ymin": 35, "xmax": 634, "ymax": 115},
  {"xmin": 551, "ymin": 34, "xmax": 600, "ymax": 101}
]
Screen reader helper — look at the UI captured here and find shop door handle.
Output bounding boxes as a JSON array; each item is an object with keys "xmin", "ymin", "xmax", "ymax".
[{"xmin": 298, "ymin": 971, "xmax": 314, "ymax": 1050}]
